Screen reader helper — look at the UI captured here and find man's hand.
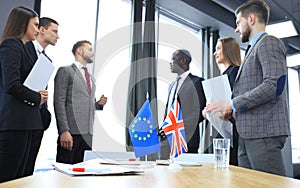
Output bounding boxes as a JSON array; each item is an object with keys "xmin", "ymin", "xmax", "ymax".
[
  {"xmin": 60, "ymin": 131, "xmax": 73, "ymax": 151},
  {"xmin": 39, "ymin": 90, "xmax": 48, "ymax": 105},
  {"xmin": 204, "ymin": 100, "xmax": 232, "ymax": 119},
  {"xmin": 97, "ymin": 94, "xmax": 107, "ymax": 107},
  {"xmin": 202, "ymin": 108, "xmax": 208, "ymax": 119}
]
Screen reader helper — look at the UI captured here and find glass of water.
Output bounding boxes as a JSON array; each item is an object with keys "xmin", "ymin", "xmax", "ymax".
[{"xmin": 213, "ymin": 138, "xmax": 230, "ymax": 170}]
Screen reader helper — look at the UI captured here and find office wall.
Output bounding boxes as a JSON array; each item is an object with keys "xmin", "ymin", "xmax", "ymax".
[{"xmin": 0, "ymin": 0, "xmax": 35, "ymax": 36}]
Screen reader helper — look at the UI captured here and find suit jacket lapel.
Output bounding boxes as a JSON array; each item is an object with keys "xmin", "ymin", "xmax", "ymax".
[
  {"xmin": 91, "ymin": 75, "xmax": 96, "ymax": 93},
  {"xmin": 235, "ymin": 33, "xmax": 267, "ymax": 81},
  {"xmin": 177, "ymin": 73, "xmax": 191, "ymax": 94},
  {"xmin": 71, "ymin": 64, "xmax": 89, "ymax": 92},
  {"xmin": 164, "ymin": 81, "xmax": 175, "ymax": 119},
  {"xmin": 23, "ymin": 42, "xmax": 35, "ymax": 66}
]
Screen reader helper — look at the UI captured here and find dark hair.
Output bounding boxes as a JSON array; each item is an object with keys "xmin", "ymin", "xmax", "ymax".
[
  {"xmin": 175, "ymin": 49, "xmax": 192, "ymax": 65},
  {"xmin": 72, "ymin": 40, "xmax": 92, "ymax": 56},
  {"xmin": 39, "ymin": 17, "xmax": 59, "ymax": 29},
  {"xmin": 218, "ymin": 37, "xmax": 242, "ymax": 66},
  {"xmin": 235, "ymin": 0, "xmax": 270, "ymax": 25},
  {"xmin": 0, "ymin": 6, "xmax": 38, "ymax": 43}
]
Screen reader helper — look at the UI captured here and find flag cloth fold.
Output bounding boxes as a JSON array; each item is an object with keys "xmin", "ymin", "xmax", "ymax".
[
  {"xmin": 129, "ymin": 99, "xmax": 160, "ymax": 158},
  {"xmin": 162, "ymin": 99, "xmax": 188, "ymax": 158}
]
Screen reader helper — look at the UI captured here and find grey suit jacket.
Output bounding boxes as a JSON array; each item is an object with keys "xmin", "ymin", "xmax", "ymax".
[
  {"xmin": 54, "ymin": 64, "xmax": 101, "ymax": 135},
  {"xmin": 232, "ymin": 34, "xmax": 290, "ymax": 139}
]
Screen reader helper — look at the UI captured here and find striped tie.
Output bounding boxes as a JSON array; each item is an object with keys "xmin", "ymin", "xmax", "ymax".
[{"xmin": 83, "ymin": 67, "xmax": 91, "ymax": 92}]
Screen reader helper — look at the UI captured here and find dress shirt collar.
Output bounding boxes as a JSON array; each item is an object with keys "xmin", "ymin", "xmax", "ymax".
[
  {"xmin": 249, "ymin": 31, "xmax": 266, "ymax": 46},
  {"xmin": 33, "ymin": 40, "xmax": 44, "ymax": 55},
  {"xmin": 74, "ymin": 61, "xmax": 86, "ymax": 70},
  {"xmin": 178, "ymin": 70, "xmax": 190, "ymax": 82}
]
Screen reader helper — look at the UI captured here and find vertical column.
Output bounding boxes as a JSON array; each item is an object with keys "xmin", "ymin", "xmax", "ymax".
[{"xmin": 199, "ymin": 27, "xmax": 220, "ymax": 153}]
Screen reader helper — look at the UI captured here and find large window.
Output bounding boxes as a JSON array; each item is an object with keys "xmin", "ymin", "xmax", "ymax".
[
  {"xmin": 37, "ymin": 0, "xmax": 99, "ymax": 167},
  {"xmin": 156, "ymin": 13, "xmax": 203, "ymax": 124},
  {"xmin": 92, "ymin": 0, "xmax": 132, "ymax": 151},
  {"xmin": 288, "ymin": 67, "xmax": 300, "ymax": 163}
]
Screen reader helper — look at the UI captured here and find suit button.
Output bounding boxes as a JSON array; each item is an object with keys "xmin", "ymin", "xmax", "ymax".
[
  {"xmin": 24, "ymin": 100, "xmax": 28, "ymax": 103},
  {"xmin": 31, "ymin": 103, "xmax": 35, "ymax": 106}
]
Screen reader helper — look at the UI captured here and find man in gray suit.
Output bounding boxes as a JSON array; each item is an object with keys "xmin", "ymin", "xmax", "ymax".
[
  {"xmin": 204, "ymin": 0, "xmax": 290, "ymax": 176},
  {"xmin": 54, "ymin": 40, "xmax": 107, "ymax": 164}
]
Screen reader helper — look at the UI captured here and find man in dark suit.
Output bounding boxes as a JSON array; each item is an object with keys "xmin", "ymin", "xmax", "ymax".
[
  {"xmin": 54, "ymin": 40, "xmax": 107, "ymax": 164},
  {"xmin": 159, "ymin": 49, "xmax": 206, "ymax": 159},
  {"xmin": 24, "ymin": 17, "xmax": 59, "ymax": 176},
  {"xmin": 204, "ymin": 0, "xmax": 290, "ymax": 176}
]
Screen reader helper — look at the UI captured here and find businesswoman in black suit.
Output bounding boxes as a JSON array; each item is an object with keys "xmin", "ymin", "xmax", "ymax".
[
  {"xmin": 203, "ymin": 37, "xmax": 241, "ymax": 166},
  {"xmin": 0, "ymin": 6, "xmax": 48, "ymax": 183},
  {"xmin": 214, "ymin": 37, "xmax": 241, "ymax": 165}
]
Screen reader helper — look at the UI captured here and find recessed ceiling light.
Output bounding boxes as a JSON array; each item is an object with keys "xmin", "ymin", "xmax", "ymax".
[
  {"xmin": 287, "ymin": 53, "xmax": 300, "ymax": 67},
  {"xmin": 266, "ymin": 20, "xmax": 298, "ymax": 39}
]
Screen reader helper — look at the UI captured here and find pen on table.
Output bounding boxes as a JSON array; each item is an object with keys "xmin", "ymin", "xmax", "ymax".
[{"xmin": 71, "ymin": 167, "xmax": 110, "ymax": 173}]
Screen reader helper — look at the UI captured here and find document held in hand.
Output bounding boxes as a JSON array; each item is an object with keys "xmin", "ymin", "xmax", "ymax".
[
  {"xmin": 24, "ymin": 53, "xmax": 55, "ymax": 91},
  {"xmin": 202, "ymin": 75, "xmax": 233, "ymax": 146}
]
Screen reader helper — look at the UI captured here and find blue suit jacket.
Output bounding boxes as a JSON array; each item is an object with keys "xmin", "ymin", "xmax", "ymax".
[
  {"xmin": 232, "ymin": 34, "xmax": 290, "ymax": 138},
  {"xmin": 0, "ymin": 38, "xmax": 42, "ymax": 130}
]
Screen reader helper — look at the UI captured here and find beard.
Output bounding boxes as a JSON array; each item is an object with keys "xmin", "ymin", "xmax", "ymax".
[
  {"xmin": 241, "ymin": 23, "xmax": 251, "ymax": 43},
  {"xmin": 82, "ymin": 55, "xmax": 93, "ymax": 64}
]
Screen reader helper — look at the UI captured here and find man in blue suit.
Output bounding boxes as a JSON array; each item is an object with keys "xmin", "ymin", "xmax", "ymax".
[
  {"xmin": 24, "ymin": 17, "xmax": 59, "ymax": 176},
  {"xmin": 204, "ymin": 0, "xmax": 290, "ymax": 176}
]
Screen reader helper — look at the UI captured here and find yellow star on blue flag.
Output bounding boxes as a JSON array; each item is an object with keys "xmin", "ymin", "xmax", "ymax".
[{"xmin": 129, "ymin": 99, "xmax": 160, "ymax": 158}]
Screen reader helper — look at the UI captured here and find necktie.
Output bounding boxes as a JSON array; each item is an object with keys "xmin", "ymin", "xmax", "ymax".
[
  {"xmin": 83, "ymin": 67, "xmax": 91, "ymax": 93},
  {"xmin": 245, "ymin": 45, "xmax": 251, "ymax": 56},
  {"xmin": 171, "ymin": 77, "xmax": 181, "ymax": 105},
  {"xmin": 41, "ymin": 50, "xmax": 52, "ymax": 62}
]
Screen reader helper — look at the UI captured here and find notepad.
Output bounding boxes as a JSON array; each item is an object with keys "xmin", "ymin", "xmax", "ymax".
[{"xmin": 53, "ymin": 160, "xmax": 144, "ymax": 176}]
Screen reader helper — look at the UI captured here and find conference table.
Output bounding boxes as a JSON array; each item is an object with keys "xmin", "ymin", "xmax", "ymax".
[{"xmin": 1, "ymin": 163, "xmax": 300, "ymax": 188}]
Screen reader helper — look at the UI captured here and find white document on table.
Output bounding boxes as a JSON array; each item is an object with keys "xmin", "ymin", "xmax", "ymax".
[
  {"xmin": 202, "ymin": 75, "xmax": 233, "ymax": 146},
  {"xmin": 24, "ymin": 53, "xmax": 55, "ymax": 91},
  {"xmin": 53, "ymin": 159, "xmax": 144, "ymax": 176}
]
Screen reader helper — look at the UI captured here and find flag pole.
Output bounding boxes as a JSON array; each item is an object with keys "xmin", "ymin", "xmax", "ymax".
[{"xmin": 145, "ymin": 92, "xmax": 149, "ymax": 164}]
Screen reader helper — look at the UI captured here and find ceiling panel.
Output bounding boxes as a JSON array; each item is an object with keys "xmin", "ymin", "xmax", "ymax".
[{"xmin": 156, "ymin": 0, "xmax": 300, "ymax": 55}]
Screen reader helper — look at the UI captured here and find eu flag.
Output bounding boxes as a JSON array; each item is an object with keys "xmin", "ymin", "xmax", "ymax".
[{"xmin": 129, "ymin": 99, "xmax": 160, "ymax": 158}]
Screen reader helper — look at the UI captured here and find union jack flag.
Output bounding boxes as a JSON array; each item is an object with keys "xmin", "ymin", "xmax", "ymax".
[{"xmin": 162, "ymin": 99, "xmax": 188, "ymax": 158}]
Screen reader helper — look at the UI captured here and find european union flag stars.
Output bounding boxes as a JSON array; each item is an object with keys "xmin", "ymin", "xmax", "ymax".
[{"xmin": 129, "ymin": 99, "xmax": 160, "ymax": 158}]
